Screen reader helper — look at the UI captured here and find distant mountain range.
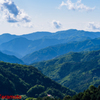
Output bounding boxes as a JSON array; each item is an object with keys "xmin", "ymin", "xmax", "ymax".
[
  {"xmin": 21, "ymin": 29, "xmax": 100, "ymax": 41},
  {"xmin": 22, "ymin": 38, "xmax": 100, "ymax": 64},
  {"xmin": 0, "ymin": 29, "xmax": 100, "ymax": 58},
  {"xmin": 1, "ymin": 29, "xmax": 100, "ymax": 64},
  {"xmin": 0, "ymin": 33, "xmax": 19, "ymax": 45},
  {"xmin": 0, "ymin": 37, "xmax": 67, "ymax": 57},
  {"xmin": 0, "ymin": 51, "xmax": 24, "ymax": 64},
  {"xmin": 33, "ymin": 50, "xmax": 100, "ymax": 93}
]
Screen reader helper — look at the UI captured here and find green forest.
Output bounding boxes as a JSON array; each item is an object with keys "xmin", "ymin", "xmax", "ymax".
[
  {"xmin": 33, "ymin": 50, "xmax": 100, "ymax": 93},
  {"xmin": 0, "ymin": 61, "xmax": 76, "ymax": 99},
  {"xmin": 34, "ymin": 85, "xmax": 100, "ymax": 100},
  {"xmin": 0, "ymin": 59, "xmax": 100, "ymax": 100}
]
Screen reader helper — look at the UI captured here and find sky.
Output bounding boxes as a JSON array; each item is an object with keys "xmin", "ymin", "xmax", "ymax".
[{"xmin": 0, "ymin": 0, "xmax": 100, "ymax": 35}]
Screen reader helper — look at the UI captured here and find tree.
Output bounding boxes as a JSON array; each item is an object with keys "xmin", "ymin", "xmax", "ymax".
[
  {"xmin": 27, "ymin": 85, "xmax": 45, "ymax": 97},
  {"xmin": 63, "ymin": 95, "xmax": 71, "ymax": 100},
  {"xmin": 89, "ymin": 85, "xmax": 96, "ymax": 93},
  {"xmin": 81, "ymin": 92, "xmax": 90, "ymax": 100}
]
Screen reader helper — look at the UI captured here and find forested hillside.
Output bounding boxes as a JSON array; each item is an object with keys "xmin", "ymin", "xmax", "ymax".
[
  {"xmin": 0, "ymin": 61, "xmax": 76, "ymax": 98},
  {"xmin": 33, "ymin": 50, "xmax": 100, "ymax": 93},
  {"xmin": 36, "ymin": 85, "xmax": 100, "ymax": 100}
]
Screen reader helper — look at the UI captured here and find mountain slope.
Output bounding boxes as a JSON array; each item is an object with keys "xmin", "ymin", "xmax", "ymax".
[
  {"xmin": 1, "ymin": 50, "xmax": 22, "ymax": 58},
  {"xmin": 0, "ymin": 51, "xmax": 24, "ymax": 64},
  {"xmin": 0, "ymin": 37, "xmax": 33, "ymax": 57},
  {"xmin": 0, "ymin": 61, "xmax": 76, "ymax": 98},
  {"xmin": 0, "ymin": 33, "xmax": 19, "ymax": 45},
  {"xmin": 32, "ymin": 50, "xmax": 100, "ymax": 93},
  {"xmin": 0, "ymin": 37, "xmax": 68, "ymax": 57},
  {"xmin": 22, "ymin": 38, "xmax": 100, "ymax": 64}
]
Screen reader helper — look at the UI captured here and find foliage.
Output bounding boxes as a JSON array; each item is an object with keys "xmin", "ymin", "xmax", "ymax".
[
  {"xmin": 33, "ymin": 85, "xmax": 100, "ymax": 100},
  {"xmin": 63, "ymin": 95, "xmax": 71, "ymax": 100},
  {"xmin": 26, "ymin": 97, "xmax": 35, "ymax": 100},
  {"xmin": 0, "ymin": 61, "xmax": 76, "ymax": 98},
  {"xmin": 33, "ymin": 50, "xmax": 100, "ymax": 93},
  {"xmin": 68, "ymin": 85, "xmax": 100, "ymax": 100},
  {"xmin": 27, "ymin": 85, "xmax": 45, "ymax": 97}
]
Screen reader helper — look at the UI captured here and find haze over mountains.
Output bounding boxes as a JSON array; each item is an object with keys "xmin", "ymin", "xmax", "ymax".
[
  {"xmin": 1, "ymin": 29, "xmax": 100, "ymax": 64},
  {"xmin": 0, "ymin": 33, "xmax": 19, "ymax": 45},
  {"xmin": 1, "ymin": 29, "xmax": 100, "ymax": 99},
  {"xmin": 22, "ymin": 38, "xmax": 100, "ymax": 64},
  {"xmin": 0, "ymin": 37, "xmax": 66, "ymax": 58},
  {"xmin": 0, "ymin": 51, "xmax": 24, "ymax": 64}
]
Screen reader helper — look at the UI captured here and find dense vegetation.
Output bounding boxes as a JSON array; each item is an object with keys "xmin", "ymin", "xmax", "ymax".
[
  {"xmin": 69, "ymin": 85, "xmax": 100, "ymax": 100},
  {"xmin": 0, "ymin": 61, "xmax": 76, "ymax": 98},
  {"xmin": 29, "ymin": 85, "xmax": 100, "ymax": 100},
  {"xmin": 33, "ymin": 50, "xmax": 100, "ymax": 93}
]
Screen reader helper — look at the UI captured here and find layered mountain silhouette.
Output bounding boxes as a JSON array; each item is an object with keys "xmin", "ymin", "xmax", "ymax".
[
  {"xmin": 0, "ymin": 51, "xmax": 24, "ymax": 64},
  {"xmin": 0, "ymin": 33, "xmax": 19, "ymax": 45},
  {"xmin": 1, "ymin": 29, "xmax": 100, "ymax": 58},
  {"xmin": 1, "ymin": 29, "xmax": 100, "ymax": 64},
  {"xmin": 0, "ymin": 37, "xmax": 67, "ymax": 57},
  {"xmin": 21, "ymin": 29, "xmax": 100, "ymax": 40},
  {"xmin": 22, "ymin": 38, "xmax": 100, "ymax": 64}
]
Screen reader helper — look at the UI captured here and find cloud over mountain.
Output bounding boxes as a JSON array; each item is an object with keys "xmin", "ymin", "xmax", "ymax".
[
  {"xmin": 52, "ymin": 20, "xmax": 62, "ymax": 29},
  {"xmin": 0, "ymin": 0, "xmax": 31, "ymax": 23},
  {"xmin": 87, "ymin": 22, "xmax": 100, "ymax": 30},
  {"xmin": 59, "ymin": 0, "xmax": 95, "ymax": 11}
]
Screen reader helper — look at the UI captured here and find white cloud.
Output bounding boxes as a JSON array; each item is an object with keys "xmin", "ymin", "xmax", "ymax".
[
  {"xmin": 23, "ymin": 22, "xmax": 33, "ymax": 28},
  {"xmin": 0, "ymin": 0, "xmax": 31, "ymax": 23},
  {"xmin": 59, "ymin": 0, "xmax": 95, "ymax": 11},
  {"xmin": 52, "ymin": 20, "xmax": 62, "ymax": 29},
  {"xmin": 87, "ymin": 22, "xmax": 100, "ymax": 30},
  {"xmin": 11, "ymin": 22, "xmax": 33, "ymax": 28}
]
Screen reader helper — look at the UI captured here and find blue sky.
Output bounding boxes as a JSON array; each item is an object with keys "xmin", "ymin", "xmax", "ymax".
[{"xmin": 0, "ymin": 0, "xmax": 100, "ymax": 35}]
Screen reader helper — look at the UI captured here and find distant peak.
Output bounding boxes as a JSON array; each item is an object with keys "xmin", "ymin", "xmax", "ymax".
[
  {"xmin": 67, "ymin": 29, "xmax": 78, "ymax": 31},
  {"xmin": 2, "ymin": 33, "xmax": 11, "ymax": 35}
]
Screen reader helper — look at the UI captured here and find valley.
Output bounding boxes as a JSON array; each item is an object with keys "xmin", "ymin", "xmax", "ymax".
[{"xmin": 0, "ymin": 29, "xmax": 100, "ymax": 99}]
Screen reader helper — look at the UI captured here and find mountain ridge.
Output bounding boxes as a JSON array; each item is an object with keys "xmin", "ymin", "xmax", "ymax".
[
  {"xmin": 32, "ymin": 49, "xmax": 100, "ymax": 93},
  {"xmin": 0, "ymin": 51, "xmax": 24, "ymax": 64},
  {"xmin": 22, "ymin": 38, "xmax": 100, "ymax": 64}
]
